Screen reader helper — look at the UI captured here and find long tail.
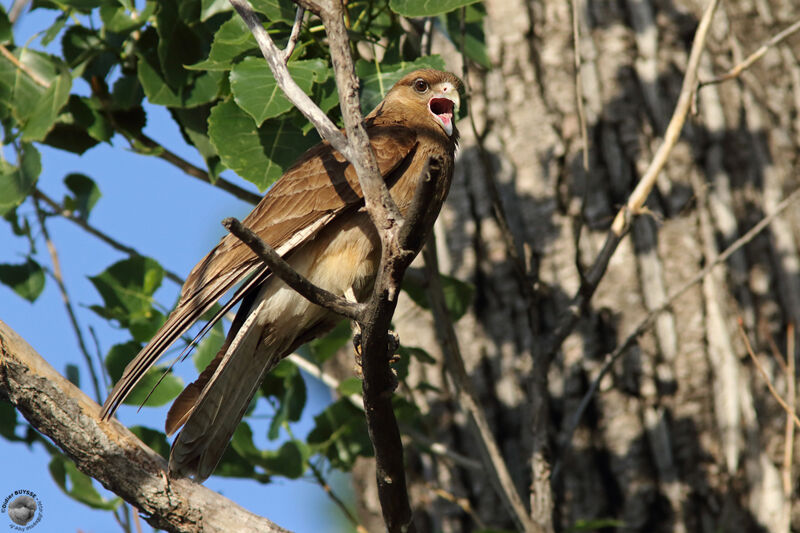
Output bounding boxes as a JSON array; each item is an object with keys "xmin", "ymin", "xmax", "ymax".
[{"xmin": 166, "ymin": 293, "xmax": 285, "ymax": 481}]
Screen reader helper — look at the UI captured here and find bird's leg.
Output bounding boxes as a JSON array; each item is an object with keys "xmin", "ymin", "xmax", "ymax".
[
  {"xmin": 345, "ymin": 287, "xmax": 364, "ymax": 378},
  {"xmin": 345, "ymin": 288, "xmax": 401, "ymax": 388}
]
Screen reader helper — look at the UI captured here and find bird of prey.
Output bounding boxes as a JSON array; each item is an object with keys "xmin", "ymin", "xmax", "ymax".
[{"xmin": 100, "ymin": 68, "xmax": 462, "ymax": 481}]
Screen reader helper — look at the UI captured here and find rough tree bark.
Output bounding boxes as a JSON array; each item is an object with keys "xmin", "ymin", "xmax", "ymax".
[{"xmin": 344, "ymin": 1, "xmax": 800, "ymax": 531}]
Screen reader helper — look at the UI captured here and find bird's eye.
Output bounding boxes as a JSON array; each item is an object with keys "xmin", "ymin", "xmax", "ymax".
[{"xmin": 413, "ymin": 78, "xmax": 429, "ymax": 93}]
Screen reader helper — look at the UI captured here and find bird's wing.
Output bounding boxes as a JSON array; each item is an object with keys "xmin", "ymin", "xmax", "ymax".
[{"xmin": 100, "ymin": 125, "xmax": 418, "ymax": 419}]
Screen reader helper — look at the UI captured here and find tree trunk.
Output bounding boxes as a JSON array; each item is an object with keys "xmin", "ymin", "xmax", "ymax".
[{"xmin": 349, "ymin": 0, "xmax": 800, "ymax": 531}]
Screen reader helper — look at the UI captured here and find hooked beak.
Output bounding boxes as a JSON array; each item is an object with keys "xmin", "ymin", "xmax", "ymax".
[{"xmin": 428, "ymin": 88, "xmax": 460, "ymax": 137}]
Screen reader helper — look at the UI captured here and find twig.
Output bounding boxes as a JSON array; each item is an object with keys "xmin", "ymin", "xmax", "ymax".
[
  {"xmin": 8, "ymin": 0, "xmax": 30, "ymax": 24},
  {"xmin": 782, "ymin": 324, "xmax": 795, "ymax": 503},
  {"xmin": 33, "ymin": 197, "xmax": 104, "ymax": 403},
  {"xmin": 33, "ymin": 189, "xmax": 185, "ymax": 286},
  {"xmin": 738, "ymin": 320, "xmax": 800, "ymax": 429},
  {"xmin": 542, "ymin": 0, "xmax": 721, "ymax": 362},
  {"xmin": 228, "ymin": 0, "xmax": 350, "ymax": 155},
  {"xmin": 698, "ymin": 19, "xmax": 800, "ymax": 89},
  {"xmin": 0, "ymin": 44, "xmax": 49, "ymax": 87},
  {"xmin": 0, "ymin": 321, "xmax": 289, "ymax": 532},
  {"xmin": 221, "ymin": 217, "xmax": 364, "ymax": 321},
  {"xmin": 283, "ymin": 7, "xmax": 305, "ymax": 62},
  {"xmin": 308, "ymin": 460, "xmax": 365, "ymax": 532},
  {"xmin": 554, "ymin": 185, "xmax": 800, "ymax": 475},
  {"xmin": 569, "ymin": 0, "xmax": 589, "ymax": 171},
  {"xmin": 316, "ymin": 1, "xmax": 403, "ymax": 232},
  {"xmin": 129, "ymin": 131, "xmax": 261, "ymax": 205},
  {"xmin": 422, "ymin": 242, "xmax": 542, "ymax": 533}
]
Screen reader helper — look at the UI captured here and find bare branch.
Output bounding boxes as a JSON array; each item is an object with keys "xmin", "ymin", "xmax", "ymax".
[
  {"xmin": 228, "ymin": 0, "xmax": 349, "ymax": 154},
  {"xmin": 422, "ymin": 243, "xmax": 543, "ymax": 533},
  {"xmin": 542, "ymin": 0, "xmax": 721, "ymax": 362},
  {"xmin": 738, "ymin": 321, "xmax": 800, "ymax": 429},
  {"xmin": 316, "ymin": 1, "xmax": 403, "ymax": 233},
  {"xmin": 554, "ymin": 185, "xmax": 800, "ymax": 477},
  {"xmin": 698, "ymin": 18, "xmax": 800, "ymax": 89},
  {"xmin": 33, "ymin": 197, "xmax": 104, "ymax": 402},
  {"xmin": 222, "ymin": 217, "xmax": 365, "ymax": 321},
  {"xmin": 283, "ymin": 7, "xmax": 305, "ymax": 62},
  {"xmin": 34, "ymin": 190, "xmax": 186, "ymax": 286},
  {"xmin": 0, "ymin": 321, "xmax": 288, "ymax": 533}
]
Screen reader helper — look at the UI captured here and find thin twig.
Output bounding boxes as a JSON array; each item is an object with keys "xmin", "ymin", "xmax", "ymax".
[
  {"xmin": 283, "ymin": 7, "xmax": 305, "ymax": 62},
  {"xmin": 33, "ymin": 197, "xmax": 104, "ymax": 403},
  {"xmin": 554, "ymin": 185, "xmax": 800, "ymax": 476},
  {"xmin": 738, "ymin": 320, "xmax": 800, "ymax": 429},
  {"xmin": 698, "ymin": 18, "xmax": 800, "ymax": 89},
  {"xmin": 422, "ymin": 242, "xmax": 542, "ymax": 533},
  {"xmin": 569, "ymin": 0, "xmax": 589, "ymax": 171},
  {"xmin": 0, "ymin": 44, "xmax": 50, "ymax": 87},
  {"xmin": 308, "ymin": 460, "xmax": 366, "ymax": 532},
  {"xmin": 129, "ymin": 131, "xmax": 261, "ymax": 205},
  {"xmin": 33, "ymin": 189, "xmax": 185, "ymax": 286},
  {"xmin": 542, "ymin": 0, "xmax": 721, "ymax": 362},
  {"xmin": 8, "ymin": 0, "xmax": 30, "ymax": 24},
  {"xmin": 229, "ymin": 0, "xmax": 350, "ymax": 155},
  {"xmin": 782, "ymin": 324, "xmax": 795, "ymax": 502},
  {"xmin": 221, "ymin": 217, "xmax": 364, "ymax": 321}
]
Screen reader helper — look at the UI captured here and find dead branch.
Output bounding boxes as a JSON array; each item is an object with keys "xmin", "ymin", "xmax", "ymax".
[
  {"xmin": 0, "ymin": 321, "xmax": 288, "ymax": 533},
  {"xmin": 222, "ymin": 217, "xmax": 365, "ymax": 321}
]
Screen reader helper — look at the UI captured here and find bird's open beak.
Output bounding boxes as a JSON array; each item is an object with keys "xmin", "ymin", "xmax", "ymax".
[{"xmin": 428, "ymin": 87, "xmax": 460, "ymax": 137}]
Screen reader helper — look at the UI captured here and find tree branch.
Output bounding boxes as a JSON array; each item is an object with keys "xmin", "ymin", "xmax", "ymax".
[
  {"xmin": 553, "ymin": 184, "xmax": 800, "ymax": 478},
  {"xmin": 221, "ymin": 217, "xmax": 365, "ymax": 321},
  {"xmin": 283, "ymin": 7, "xmax": 305, "ymax": 62},
  {"xmin": 421, "ymin": 242, "xmax": 543, "ymax": 533},
  {"xmin": 540, "ymin": 0, "xmax": 721, "ymax": 362},
  {"xmin": 0, "ymin": 321, "xmax": 288, "ymax": 533}
]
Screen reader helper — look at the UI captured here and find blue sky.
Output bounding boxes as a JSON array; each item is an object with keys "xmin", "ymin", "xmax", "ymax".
[{"xmin": 1, "ymin": 3, "xmax": 354, "ymax": 531}]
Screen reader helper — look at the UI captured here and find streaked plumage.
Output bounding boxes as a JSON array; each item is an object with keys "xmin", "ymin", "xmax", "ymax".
[{"xmin": 100, "ymin": 69, "xmax": 462, "ymax": 481}]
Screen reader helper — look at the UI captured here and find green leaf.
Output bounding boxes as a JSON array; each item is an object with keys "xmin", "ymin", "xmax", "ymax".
[
  {"xmin": 0, "ymin": 143, "xmax": 41, "ymax": 214},
  {"xmin": 208, "ymin": 99, "xmax": 316, "ymax": 190},
  {"xmin": 308, "ymin": 320, "xmax": 351, "ymax": 363},
  {"xmin": 42, "ymin": 95, "xmax": 113, "ymax": 154},
  {"xmin": 105, "ymin": 341, "xmax": 142, "ymax": 383},
  {"xmin": 130, "ymin": 426, "xmax": 171, "ymax": 459},
  {"xmin": 56, "ymin": 0, "xmax": 113, "ymax": 11},
  {"xmin": 336, "ymin": 377, "xmax": 362, "ymax": 397},
  {"xmin": 88, "ymin": 256, "xmax": 164, "ymax": 329},
  {"xmin": 63, "ymin": 173, "xmax": 101, "ymax": 220},
  {"xmin": 65, "ymin": 364, "xmax": 80, "ymax": 387},
  {"xmin": 156, "ymin": 0, "xmax": 204, "ymax": 90},
  {"xmin": 231, "ymin": 57, "xmax": 328, "ymax": 126},
  {"xmin": 0, "ymin": 7, "xmax": 11, "ymax": 45},
  {"xmin": 172, "ymin": 106, "xmax": 225, "ymax": 180},
  {"xmin": 111, "ymin": 359, "xmax": 182, "ymax": 408},
  {"xmin": 399, "ymin": 345, "xmax": 436, "ymax": 364},
  {"xmin": 0, "ymin": 48, "xmax": 73, "ymax": 141},
  {"xmin": 100, "ymin": 1, "xmax": 155, "ymax": 33},
  {"xmin": 356, "ymin": 55, "xmax": 446, "ymax": 113},
  {"xmin": 193, "ymin": 321, "xmax": 225, "ymax": 372},
  {"xmin": 402, "ymin": 272, "xmax": 474, "ymax": 320},
  {"xmin": 250, "ymin": 0, "xmax": 296, "ymax": 23},
  {"xmin": 231, "ymin": 423, "xmax": 309, "ymax": 478},
  {"xmin": 445, "ymin": 5, "xmax": 490, "ymax": 68},
  {"xmin": 260, "ymin": 360, "xmax": 307, "ymax": 440},
  {"xmin": 61, "ymin": 25, "xmax": 104, "ymax": 69},
  {"xmin": 201, "ymin": 0, "xmax": 231, "ymax": 21},
  {"xmin": 49, "ymin": 455, "xmax": 121, "ymax": 510},
  {"xmin": 308, "ymin": 398, "xmax": 372, "ymax": 470},
  {"xmin": 0, "ymin": 258, "xmax": 45, "ymax": 302},
  {"xmin": 0, "ymin": 400, "xmax": 20, "ymax": 441},
  {"xmin": 187, "ymin": 15, "xmax": 256, "ymax": 71},
  {"xmin": 138, "ymin": 54, "xmax": 224, "ymax": 107},
  {"xmin": 389, "ymin": 0, "xmax": 480, "ymax": 17}
]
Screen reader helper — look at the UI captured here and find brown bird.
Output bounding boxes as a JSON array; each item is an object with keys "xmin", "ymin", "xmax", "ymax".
[{"xmin": 100, "ymin": 69, "xmax": 462, "ymax": 481}]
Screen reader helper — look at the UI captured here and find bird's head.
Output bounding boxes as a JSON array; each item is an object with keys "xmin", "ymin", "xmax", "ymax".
[{"xmin": 373, "ymin": 69, "xmax": 463, "ymax": 138}]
